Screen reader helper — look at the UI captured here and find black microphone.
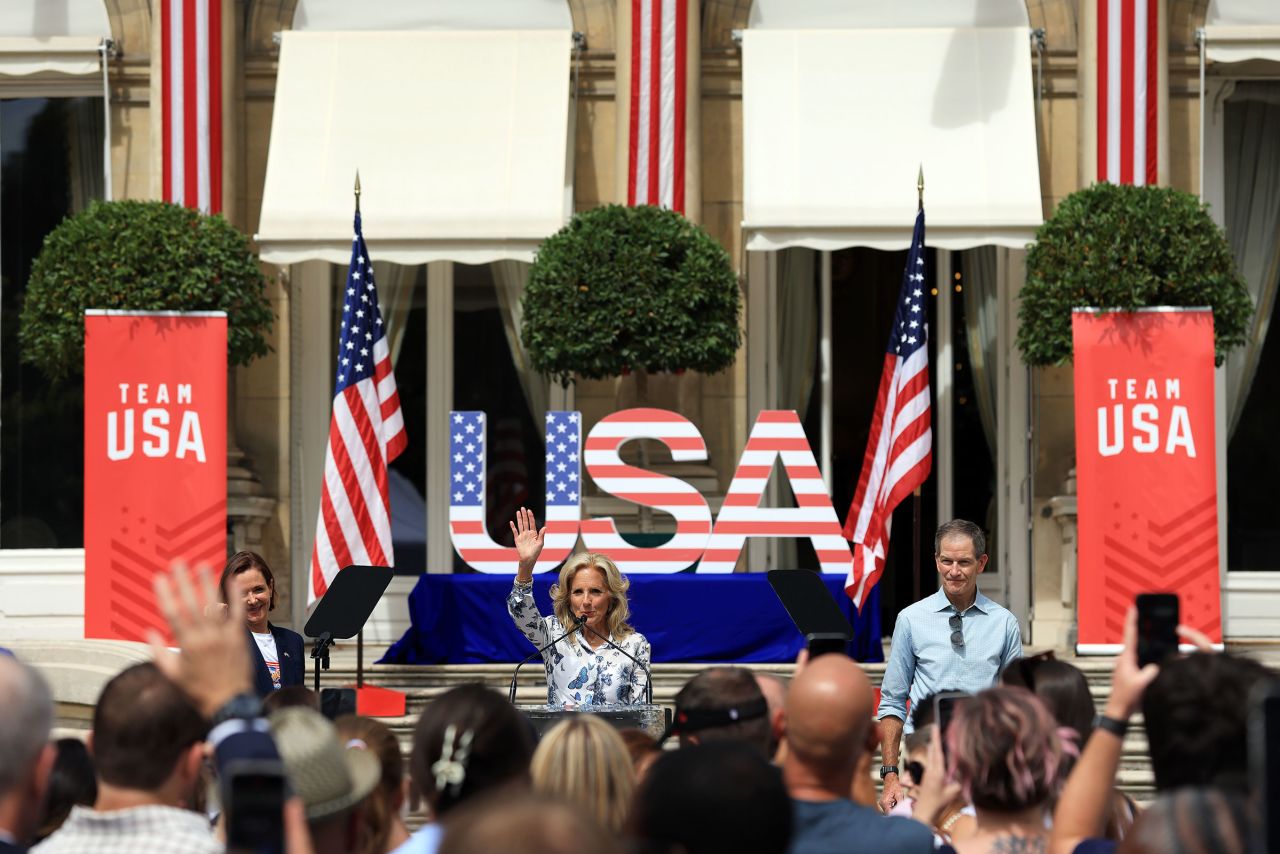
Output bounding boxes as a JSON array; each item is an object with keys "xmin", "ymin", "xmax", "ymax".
[
  {"xmin": 508, "ymin": 614, "xmax": 584, "ymax": 704},
  {"xmin": 580, "ymin": 622, "xmax": 654, "ymax": 706}
]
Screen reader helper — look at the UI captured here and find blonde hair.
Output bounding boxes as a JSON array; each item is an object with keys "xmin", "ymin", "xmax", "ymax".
[
  {"xmin": 530, "ymin": 716, "xmax": 634, "ymax": 833},
  {"xmin": 549, "ymin": 553, "xmax": 634, "ymax": 647}
]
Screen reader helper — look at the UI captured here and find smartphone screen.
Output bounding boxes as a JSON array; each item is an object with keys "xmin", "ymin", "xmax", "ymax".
[
  {"xmin": 225, "ymin": 760, "xmax": 287, "ymax": 854},
  {"xmin": 1136, "ymin": 593, "xmax": 1179, "ymax": 668},
  {"xmin": 1249, "ymin": 682, "xmax": 1280, "ymax": 854},
  {"xmin": 933, "ymin": 692, "xmax": 970, "ymax": 760}
]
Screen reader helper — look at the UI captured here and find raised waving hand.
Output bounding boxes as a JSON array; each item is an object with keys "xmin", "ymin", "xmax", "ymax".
[{"xmin": 512, "ymin": 506, "xmax": 546, "ymax": 581}]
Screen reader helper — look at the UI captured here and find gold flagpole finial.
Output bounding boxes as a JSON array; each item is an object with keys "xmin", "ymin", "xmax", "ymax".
[
  {"xmin": 354, "ymin": 170, "xmax": 362, "ymax": 215},
  {"xmin": 917, "ymin": 164, "xmax": 924, "ymax": 211}
]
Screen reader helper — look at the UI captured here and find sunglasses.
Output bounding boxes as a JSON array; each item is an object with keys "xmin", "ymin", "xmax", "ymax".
[
  {"xmin": 904, "ymin": 760, "xmax": 926, "ymax": 785},
  {"xmin": 949, "ymin": 613, "xmax": 964, "ymax": 647}
]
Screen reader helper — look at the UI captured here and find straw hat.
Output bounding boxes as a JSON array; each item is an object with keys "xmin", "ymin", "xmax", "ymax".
[{"xmin": 270, "ymin": 707, "xmax": 381, "ymax": 821}]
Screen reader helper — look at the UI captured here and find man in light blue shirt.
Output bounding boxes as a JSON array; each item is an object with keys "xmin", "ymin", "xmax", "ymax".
[{"xmin": 875, "ymin": 519, "xmax": 1023, "ymax": 813}]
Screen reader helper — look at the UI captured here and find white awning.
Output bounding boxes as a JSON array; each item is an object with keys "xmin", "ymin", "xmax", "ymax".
[
  {"xmin": 742, "ymin": 19, "xmax": 1043, "ymax": 251},
  {"xmin": 256, "ymin": 29, "xmax": 573, "ymax": 265},
  {"xmin": 748, "ymin": 0, "xmax": 1030, "ymax": 30},
  {"xmin": 0, "ymin": 0, "xmax": 110, "ymax": 78},
  {"xmin": 292, "ymin": 0, "xmax": 572, "ymax": 31},
  {"xmin": 0, "ymin": 36, "xmax": 102, "ymax": 76},
  {"xmin": 1204, "ymin": 0, "xmax": 1280, "ymax": 64}
]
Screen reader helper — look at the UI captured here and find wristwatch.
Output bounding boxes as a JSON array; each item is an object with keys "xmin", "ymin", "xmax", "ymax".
[
  {"xmin": 209, "ymin": 692, "xmax": 262, "ymax": 728},
  {"xmin": 1094, "ymin": 714, "xmax": 1129, "ymax": 738},
  {"xmin": 879, "ymin": 765, "xmax": 899, "ymax": 779}
]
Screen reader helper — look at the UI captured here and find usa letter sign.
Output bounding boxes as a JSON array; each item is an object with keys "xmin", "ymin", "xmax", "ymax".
[{"xmin": 448, "ymin": 407, "xmax": 851, "ymax": 574}]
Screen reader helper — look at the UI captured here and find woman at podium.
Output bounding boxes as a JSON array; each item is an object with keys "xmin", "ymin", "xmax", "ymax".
[{"xmin": 507, "ymin": 507, "xmax": 651, "ymax": 706}]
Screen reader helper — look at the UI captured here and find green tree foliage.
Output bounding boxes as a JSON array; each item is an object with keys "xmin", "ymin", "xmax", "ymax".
[
  {"xmin": 1017, "ymin": 183, "xmax": 1251, "ymax": 366},
  {"xmin": 19, "ymin": 200, "xmax": 274, "ymax": 381},
  {"xmin": 522, "ymin": 205, "xmax": 742, "ymax": 386}
]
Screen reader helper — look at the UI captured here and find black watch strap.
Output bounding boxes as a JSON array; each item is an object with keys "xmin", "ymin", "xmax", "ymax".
[
  {"xmin": 1094, "ymin": 714, "xmax": 1128, "ymax": 738},
  {"xmin": 879, "ymin": 764, "xmax": 899, "ymax": 779}
]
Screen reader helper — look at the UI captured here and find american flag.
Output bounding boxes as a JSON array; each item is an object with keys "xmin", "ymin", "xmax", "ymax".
[
  {"xmin": 580, "ymin": 408, "xmax": 711, "ymax": 572},
  {"xmin": 628, "ymin": 0, "xmax": 689, "ymax": 212},
  {"xmin": 699, "ymin": 410, "xmax": 852, "ymax": 574},
  {"xmin": 1097, "ymin": 0, "xmax": 1159, "ymax": 185},
  {"xmin": 308, "ymin": 212, "xmax": 407, "ymax": 603},
  {"xmin": 160, "ymin": 0, "xmax": 222, "ymax": 212},
  {"xmin": 449, "ymin": 411, "xmax": 581, "ymax": 574},
  {"xmin": 843, "ymin": 210, "xmax": 933, "ymax": 610}
]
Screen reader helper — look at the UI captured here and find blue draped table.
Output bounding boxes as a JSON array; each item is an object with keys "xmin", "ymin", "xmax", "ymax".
[{"xmin": 380, "ymin": 573, "xmax": 882, "ymax": 664}]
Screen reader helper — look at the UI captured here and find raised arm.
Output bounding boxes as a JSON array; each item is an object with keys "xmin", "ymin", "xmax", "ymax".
[
  {"xmin": 1050, "ymin": 607, "xmax": 1159, "ymax": 854},
  {"xmin": 507, "ymin": 507, "xmax": 552, "ymax": 648},
  {"xmin": 512, "ymin": 506, "xmax": 546, "ymax": 584}
]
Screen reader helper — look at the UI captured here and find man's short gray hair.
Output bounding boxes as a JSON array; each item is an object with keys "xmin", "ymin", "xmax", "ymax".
[
  {"xmin": 0, "ymin": 655, "xmax": 53, "ymax": 795},
  {"xmin": 934, "ymin": 519, "xmax": 986, "ymax": 558}
]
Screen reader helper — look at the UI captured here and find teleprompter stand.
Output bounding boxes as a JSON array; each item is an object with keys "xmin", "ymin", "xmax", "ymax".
[
  {"xmin": 304, "ymin": 565, "xmax": 403, "ymax": 716},
  {"xmin": 766, "ymin": 569, "xmax": 855, "ymax": 658}
]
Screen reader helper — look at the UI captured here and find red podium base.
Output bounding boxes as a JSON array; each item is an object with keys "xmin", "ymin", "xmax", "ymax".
[{"xmin": 354, "ymin": 684, "xmax": 406, "ymax": 717}]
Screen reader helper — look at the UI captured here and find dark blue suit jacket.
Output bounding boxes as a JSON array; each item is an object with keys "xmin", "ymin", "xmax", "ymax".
[{"xmin": 248, "ymin": 623, "xmax": 305, "ymax": 697}]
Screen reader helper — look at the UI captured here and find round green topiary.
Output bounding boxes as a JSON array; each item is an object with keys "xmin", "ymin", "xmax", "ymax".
[
  {"xmin": 1017, "ymin": 183, "xmax": 1252, "ymax": 366},
  {"xmin": 19, "ymin": 200, "xmax": 274, "ymax": 381},
  {"xmin": 521, "ymin": 204, "xmax": 742, "ymax": 386}
]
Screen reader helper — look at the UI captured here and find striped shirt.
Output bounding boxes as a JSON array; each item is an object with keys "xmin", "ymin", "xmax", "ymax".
[{"xmin": 877, "ymin": 587, "xmax": 1023, "ymax": 733}]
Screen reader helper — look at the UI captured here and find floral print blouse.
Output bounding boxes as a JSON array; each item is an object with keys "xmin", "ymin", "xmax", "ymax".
[{"xmin": 506, "ymin": 583, "xmax": 651, "ymax": 707}]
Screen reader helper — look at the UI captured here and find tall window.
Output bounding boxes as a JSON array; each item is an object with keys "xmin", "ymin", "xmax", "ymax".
[
  {"xmin": 1223, "ymin": 81, "xmax": 1280, "ymax": 572},
  {"xmin": 0, "ymin": 97, "xmax": 103, "ymax": 548}
]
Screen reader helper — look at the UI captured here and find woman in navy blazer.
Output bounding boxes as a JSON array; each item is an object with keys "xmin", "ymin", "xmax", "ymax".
[{"xmin": 219, "ymin": 551, "xmax": 305, "ymax": 698}]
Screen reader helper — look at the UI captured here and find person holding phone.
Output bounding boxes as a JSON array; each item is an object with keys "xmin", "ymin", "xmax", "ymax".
[
  {"xmin": 877, "ymin": 520, "xmax": 1023, "ymax": 814},
  {"xmin": 506, "ymin": 508, "xmax": 651, "ymax": 707}
]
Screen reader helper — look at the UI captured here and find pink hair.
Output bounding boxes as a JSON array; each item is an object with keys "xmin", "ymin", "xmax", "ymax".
[{"xmin": 945, "ymin": 686, "xmax": 1079, "ymax": 812}]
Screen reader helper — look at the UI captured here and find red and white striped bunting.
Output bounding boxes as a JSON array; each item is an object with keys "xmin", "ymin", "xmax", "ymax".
[
  {"xmin": 1097, "ymin": 0, "xmax": 1159, "ymax": 185},
  {"xmin": 628, "ymin": 0, "xmax": 688, "ymax": 212},
  {"xmin": 700, "ymin": 411, "xmax": 852, "ymax": 574},
  {"xmin": 160, "ymin": 0, "xmax": 222, "ymax": 212},
  {"xmin": 582, "ymin": 409, "xmax": 711, "ymax": 573}
]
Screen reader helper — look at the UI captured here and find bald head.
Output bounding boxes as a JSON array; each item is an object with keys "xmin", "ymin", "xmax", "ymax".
[{"xmin": 785, "ymin": 656, "xmax": 875, "ymax": 775}]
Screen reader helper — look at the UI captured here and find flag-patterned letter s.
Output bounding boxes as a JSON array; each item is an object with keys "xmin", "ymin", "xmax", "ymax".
[{"xmin": 581, "ymin": 408, "xmax": 711, "ymax": 573}]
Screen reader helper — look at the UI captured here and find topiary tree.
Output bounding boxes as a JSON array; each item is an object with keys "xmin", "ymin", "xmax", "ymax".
[
  {"xmin": 521, "ymin": 204, "xmax": 742, "ymax": 388},
  {"xmin": 1017, "ymin": 183, "xmax": 1252, "ymax": 366},
  {"xmin": 20, "ymin": 200, "xmax": 274, "ymax": 381}
]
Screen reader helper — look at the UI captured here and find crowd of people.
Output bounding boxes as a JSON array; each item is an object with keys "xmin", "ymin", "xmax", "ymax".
[{"xmin": 0, "ymin": 536, "xmax": 1275, "ymax": 853}]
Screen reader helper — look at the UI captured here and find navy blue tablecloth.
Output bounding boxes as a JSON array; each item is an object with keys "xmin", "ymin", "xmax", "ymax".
[{"xmin": 379, "ymin": 573, "xmax": 882, "ymax": 664}]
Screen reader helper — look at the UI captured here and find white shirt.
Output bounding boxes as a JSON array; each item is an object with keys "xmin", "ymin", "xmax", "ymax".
[
  {"xmin": 507, "ymin": 584, "xmax": 651, "ymax": 706},
  {"xmin": 251, "ymin": 631, "xmax": 281, "ymax": 690}
]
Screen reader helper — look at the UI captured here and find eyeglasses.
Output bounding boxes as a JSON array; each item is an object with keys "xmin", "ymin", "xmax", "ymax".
[
  {"xmin": 949, "ymin": 613, "xmax": 964, "ymax": 647},
  {"xmin": 904, "ymin": 760, "xmax": 925, "ymax": 785}
]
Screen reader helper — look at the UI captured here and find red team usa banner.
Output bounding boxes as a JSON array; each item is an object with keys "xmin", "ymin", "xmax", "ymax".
[
  {"xmin": 84, "ymin": 311, "xmax": 227, "ymax": 642},
  {"xmin": 1072, "ymin": 308, "xmax": 1222, "ymax": 650}
]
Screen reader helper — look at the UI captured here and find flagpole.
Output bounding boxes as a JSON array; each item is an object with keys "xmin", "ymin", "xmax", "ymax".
[
  {"xmin": 354, "ymin": 169, "xmax": 365, "ymax": 692},
  {"xmin": 913, "ymin": 164, "xmax": 924, "ymax": 605}
]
